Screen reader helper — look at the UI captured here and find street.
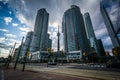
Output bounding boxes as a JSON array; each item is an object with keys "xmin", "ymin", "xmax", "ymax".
[
  {"xmin": 1, "ymin": 63, "xmax": 120, "ymax": 80},
  {"xmin": 2, "ymin": 68, "xmax": 89, "ymax": 80}
]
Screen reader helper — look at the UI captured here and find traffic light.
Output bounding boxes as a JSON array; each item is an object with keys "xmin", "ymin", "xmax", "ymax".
[{"xmin": 25, "ymin": 51, "xmax": 30, "ymax": 57}]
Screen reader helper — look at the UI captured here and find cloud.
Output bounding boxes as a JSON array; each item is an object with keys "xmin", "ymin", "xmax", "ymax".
[
  {"xmin": 16, "ymin": 14, "xmax": 33, "ymax": 29},
  {"xmin": 0, "ymin": 37, "xmax": 5, "ymax": 43},
  {"xmin": 4, "ymin": 33, "xmax": 17, "ymax": 38},
  {"xmin": 21, "ymin": 31, "xmax": 27, "ymax": 36},
  {"xmin": 9, "ymin": 11, "xmax": 12, "ymax": 14},
  {"xmin": 102, "ymin": 37, "xmax": 113, "ymax": 50},
  {"xmin": 4, "ymin": 17, "xmax": 12, "ymax": 25},
  {"xmin": 19, "ymin": 27, "xmax": 31, "ymax": 32},
  {"xmin": 0, "ymin": 43, "xmax": 11, "ymax": 58},
  {"xmin": 95, "ymin": 24, "xmax": 108, "ymax": 38},
  {"xmin": 0, "ymin": 28, "xmax": 9, "ymax": 33},
  {"xmin": 103, "ymin": 37, "xmax": 112, "ymax": 46},
  {"xmin": 0, "ymin": 43, "xmax": 10, "ymax": 49},
  {"xmin": 12, "ymin": 23, "xmax": 18, "ymax": 27},
  {"xmin": 18, "ymin": 26, "xmax": 32, "ymax": 39},
  {"xmin": 109, "ymin": 5, "xmax": 118, "ymax": 22},
  {"xmin": 4, "ymin": 38, "xmax": 21, "ymax": 48},
  {"xmin": 6, "ymin": 0, "xmax": 115, "ymax": 51},
  {"xmin": 0, "ymin": 48, "xmax": 9, "ymax": 58}
]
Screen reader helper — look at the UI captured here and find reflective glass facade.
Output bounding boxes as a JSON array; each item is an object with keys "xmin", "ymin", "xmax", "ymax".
[
  {"xmin": 30, "ymin": 8, "xmax": 49, "ymax": 52},
  {"xmin": 84, "ymin": 13, "xmax": 98, "ymax": 53},
  {"xmin": 62, "ymin": 5, "xmax": 90, "ymax": 53},
  {"xmin": 100, "ymin": 3, "xmax": 120, "ymax": 47},
  {"xmin": 21, "ymin": 31, "xmax": 33, "ymax": 56}
]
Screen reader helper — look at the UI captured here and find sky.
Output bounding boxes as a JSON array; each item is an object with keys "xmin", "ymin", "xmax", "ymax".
[{"xmin": 0, "ymin": 0, "xmax": 119, "ymax": 57}]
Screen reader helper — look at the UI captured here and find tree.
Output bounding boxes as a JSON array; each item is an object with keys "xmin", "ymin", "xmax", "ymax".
[
  {"xmin": 112, "ymin": 46, "xmax": 120, "ymax": 61},
  {"xmin": 112, "ymin": 46, "xmax": 120, "ymax": 56}
]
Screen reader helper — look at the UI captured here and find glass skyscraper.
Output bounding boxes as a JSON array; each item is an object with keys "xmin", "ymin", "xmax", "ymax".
[
  {"xmin": 100, "ymin": 3, "xmax": 120, "ymax": 47},
  {"xmin": 21, "ymin": 31, "xmax": 33, "ymax": 56},
  {"xmin": 30, "ymin": 8, "xmax": 49, "ymax": 52},
  {"xmin": 62, "ymin": 5, "xmax": 90, "ymax": 53},
  {"xmin": 44, "ymin": 33, "xmax": 52, "ymax": 51},
  {"xmin": 97, "ymin": 39, "xmax": 105, "ymax": 56},
  {"xmin": 84, "ymin": 12, "xmax": 105, "ymax": 55},
  {"xmin": 84, "ymin": 12, "xmax": 98, "ymax": 53}
]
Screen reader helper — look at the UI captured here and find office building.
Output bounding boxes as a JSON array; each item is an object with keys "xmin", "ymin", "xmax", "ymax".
[
  {"xmin": 62, "ymin": 5, "xmax": 90, "ymax": 53},
  {"xmin": 84, "ymin": 12, "xmax": 98, "ymax": 53},
  {"xmin": 97, "ymin": 39, "xmax": 105, "ymax": 56},
  {"xmin": 44, "ymin": 33, "xmax": 52, "ymax": 51},
  {"xmin": 30, "ymin": 8, "xmax": 49, "ymax": 52},
  {"xmin": 21, "ymin": 31, "xmax": 33, "ymax": 56}
]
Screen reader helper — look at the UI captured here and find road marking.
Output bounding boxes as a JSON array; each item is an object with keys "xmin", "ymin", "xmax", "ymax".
[{"xmin": 1, "ymin": 70, "xmax": 4, "ymax": 80}]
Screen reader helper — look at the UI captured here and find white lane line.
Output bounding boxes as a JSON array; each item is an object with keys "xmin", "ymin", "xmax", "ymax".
[{"xmin": 1, "ymin": 70, "xmax": 4, "ymax": 80}]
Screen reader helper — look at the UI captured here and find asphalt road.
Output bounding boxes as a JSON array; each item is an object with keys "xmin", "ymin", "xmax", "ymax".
[
  {"xmin": 1, "ymin": 63, "xmax": 120, "ymax": 80},
  {"xmin": 3, "ymin": 68, "xmax": 90, "ymax": 80}
]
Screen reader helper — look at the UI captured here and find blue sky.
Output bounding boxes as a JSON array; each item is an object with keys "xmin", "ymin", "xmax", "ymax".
[
  {"xmin": 0, "ymin": 1, "xmax": 31, "ymax": 57},
  {"xmin": 0, "ymin": 0, "xmax": 119, "ymax": 57}
]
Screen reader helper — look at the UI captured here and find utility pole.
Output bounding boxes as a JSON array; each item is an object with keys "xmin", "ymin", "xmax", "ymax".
[
  {"xmin": 7, "ymin": 42, "xmax": 16, "ymax": 68},
  {"xmin": 14, "ymin": 36, "xmax": 24, "ymax": 70}
]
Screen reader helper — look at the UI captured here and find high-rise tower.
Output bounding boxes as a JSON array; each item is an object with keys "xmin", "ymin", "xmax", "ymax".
[
  {"xmin": 21, "ymin": 31, "xmax": 33, "ymax": 56},
  {"xmin": 100, "ymin": 3, "xmax": 120, "ymax": 47},
  {"xmin": 30, "ymin": 8, "xmax": 49, "ymax": 52},
  {"xmin": 45, "ymin": 33, "xmax": 52, "ymax": 50},
  {"xmin": 62, "ymin": 5, "xmax": 90, "ymax": 52},
  {"xmin": 84, "ymin": 12, "xmax": 98, "ymax": 53}
]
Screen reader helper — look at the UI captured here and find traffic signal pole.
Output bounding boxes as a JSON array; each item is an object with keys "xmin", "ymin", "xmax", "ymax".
[
  {"xmin": 22, "ymin": 33, "xmax": 32, "ymax": 71},
  {"xmin": 22, "ymin": 51, "xmax": 29, "ymax": 71},
  {"xmin": 14, "ymin": 37, "xmax": 24, "ymax": 70}
]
